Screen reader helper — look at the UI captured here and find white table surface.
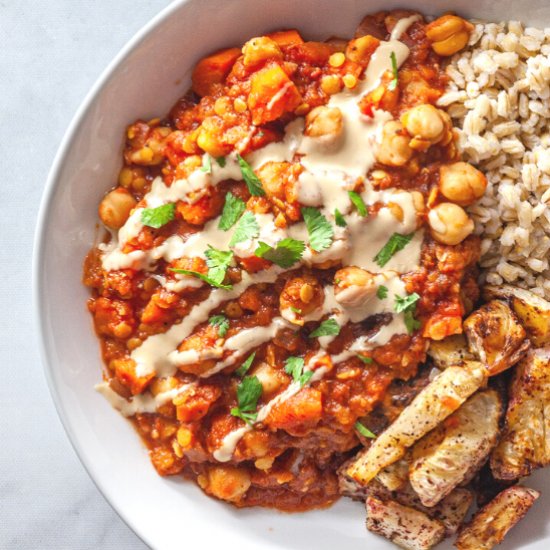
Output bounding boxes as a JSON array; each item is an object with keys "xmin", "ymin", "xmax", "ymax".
[{"xmin": 0, "ymin": 1, "xmax": 177, "ymax": 548}]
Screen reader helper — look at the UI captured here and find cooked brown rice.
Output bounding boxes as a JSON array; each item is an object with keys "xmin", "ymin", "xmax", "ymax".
[{"xmin": 439, "ymin": 20, "xmax": 550, "ymax": 298}]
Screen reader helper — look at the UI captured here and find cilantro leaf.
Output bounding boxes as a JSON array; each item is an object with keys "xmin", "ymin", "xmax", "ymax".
[
  {"xmin": 377, "ymin": 285, "xmax": 388, "ymax": 300},
  {"xmin": 394, "ymin": 292, "xmax": 420, "ymax": 314},
  {"xmin": 254, "ymin": 238, "xmax": 305, "ymax": 268},
  {"xmin": 219, "ymin": 192, "xmax": 246, "ymax": 231},
  {"xmin": 230, "ymin": 375, "xmax": 263, "ymax": 425},
  {"xmin": 229, "ymin": 211, "xmax": 260, "ymax": 247},
  {"xmin": 334, "ymin": 208, "xmax": 347, "ymax": 227},
  {"xmin": 236, "ymin": 154, "xmax": 265, "ymax": 196},
  {"xmin": 200, "ymin": 154, "xmax": 212, "ymax": 173},
  {"xmin": 301, "ymin": 207, "xmax": 334, "ymax": 252},
  {"xmin": 355, "ymin": 421, "xmax": 376, "ymax": 439},
  {"xmin": 205, "ymin": 246, "xmax": 233, "ymax": 285},
  {"xmin": 374, "ymin": 232, "xmax": 414, "ymax": 267},
  {"xmin": 388, "ymin": 51, "xmax": 399, "ymax": 91},
  {"xmin": 357, "ymin": 355, "xmax": 373, "ymax": 364},
  {"xmin": 141, "ymin": 203, "xmax": 175, "ymax": 229},
  {"xmin": 309, "ymin": 318, "xmax": 340, "ymax": 338},
  {"xmin": 215, "ymin": 156, "xmax": 226, "ymax": 167},
  {"xmin": 235, "ymin": 352, "xmax": 256, "ymax": 377},
  {"xmin": 168, "ymin": 268, "xmax": 232, "ymax": 289},
  {"xmin": 284, "ymin": 356, "xmax": 314, "ymax": 387},
  {"xmin": 209, "ymin": 314, "xmax": 229, "ymax": 337},
  {"xmin": 394, "ymin": 293, "xmax": 421, "ymax": 334},
  {"xmin": 290, "ymin": 306, "xmax": 302, "ymax": 314},
  {"xmin": 348, "ymin": 191, "xmax": 368, "ymax": 217}
]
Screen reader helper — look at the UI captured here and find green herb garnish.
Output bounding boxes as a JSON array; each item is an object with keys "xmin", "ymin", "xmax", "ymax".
[
  {"xmin": 355, "ymin": 421, "xmax": 376, "ymax": 439},
  {"xmin": 374, "ymin": 232, "xmax": 414, "ymax": 267},
  {"xmin": 394, "ymin": 292, "xmax": 421, "ymax": 334},
  {"xmin": 301, "ymin": 207, "xmax": 334, "ymax": 252},
  {"xmin": 204, "ymin": 246, "xmax": 233, "ymax": 285},
  {"xmin": 348, "ymin": 191, "xmax": 368, "ymax": 217},
  {"xmin": 235, "ymin": 352, "xmax": 256, "ymax": 377},
  {"xmin": 200, "ymin": 154, "xmax": 212, "ymax": 174},
  {"xmin": 388, "ymin": 51, "xmax": 398, "ymax": 91},
  {"xmin": 254, "ymin": 238, "xmax": 305, "ymax": 268},
  {"xmin": 209, "ymin": 314, "xmax": 229, "ymax": 337},
  {"xmin": 230, "ymin": 376, "xmax": 263, "ymax": 425},
  {"xmin": 334, "ymin": 208, "xmax": 347, "ymax": 227},
  {"xmin": 236, "ymin": 154, "xmax": 265, "ymax": 196},
  {"xmin": 309, "ymin": 318, "xmax": 340, "ymax": 338},
  {"xmin": 229, "ymin": 211, "xmax": 260, "ymax": 247},
  {"xmin": 357, "ymin": 355, "xmax": 373, "ymax": 364},
  {"xmin": 215, "ymin": 156, "xmax": 226, "ymax": 167},
  {"xmin": 284, "ymin": 356, "xmax": 314, "ymax": 387},
  {"xmin": 141, "ymin": 203, "xmax": 175, "ymax": 229},
  {"xmin": 219, "ymin": 192, "xmax": 246, "ymax": 231},
  {"xmin": 168, "ymin": 269, "xmax": 232, "ymax": 289},
  {"xmin": 377, "ymin": 285, "xmax": 388, "ymax": 300},
  {"xmin": 290, "ymin": 306, "xmax": 302, "ymax": 314}
]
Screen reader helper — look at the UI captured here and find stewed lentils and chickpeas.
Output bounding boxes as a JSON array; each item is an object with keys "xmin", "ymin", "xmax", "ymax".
[{"xmin": 84, "ymin": 10, "xmax": 487, "ymax": 512}]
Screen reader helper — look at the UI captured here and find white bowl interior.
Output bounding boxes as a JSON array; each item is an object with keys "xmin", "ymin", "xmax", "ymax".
[{"xmin": 35, "ymin": 0, "xmax": 550, "ymax": 548}]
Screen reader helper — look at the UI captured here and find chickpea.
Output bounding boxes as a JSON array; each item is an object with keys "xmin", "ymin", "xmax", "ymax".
[
  {"xmin": 200, "ymin": 466, "xmax": 251, "ymax": 503},
  {"xmin": 439, "ymin": 162, "xmax": 487, "ymax": 206},
  {"xmin": 98, "ymin": 187, "xmax": 137, "ymax": 230},
  {"xmin": 242, "ymin": 36, "xmax": 283, "ymax": 67},
  {"xmin": 280, "ymin": 275, "xmax": 324, "ymax": 319},
  {"xmin": 428, "ymin": 202, "xmax": 474, "ymax": 245},
  {"xmin": 304, "ymin": 106, "xmax": 344, "ymax": 143},
  {"xmin": 256, "ymin": 161, "xmax": 289, "ymax": 200},
  {"xmin": 196, "ymin": 117, "xmax": 230, "ymax": 158},
  {"xmin": 426, "ymin": 15, "xmax": 474, "ymax": 56},
  {"xmin": 401, "ymin": 104, "xmax": 451, "ymax": 151},
  {"xmin": 334, "ymin": 267, "xmax": 376, "ymax": 308},
  {"xmin": 375, "ymin": 121, "xmax": 413, "ymax": 167},
  {"xmin": 252, "ymin": 361, "xmax": 285, "ymax": 394}
]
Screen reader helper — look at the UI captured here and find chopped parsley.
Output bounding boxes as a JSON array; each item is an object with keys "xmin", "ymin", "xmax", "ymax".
[
  {"xmin": 348, "ymin": 191, "xmax": 368, "ymax": 217},
  {"xmin": 377, "ymin": 285, "xmax": 388, "ymax": 300},
  {"xmin": 229, "ymin": 211, "xmax": 260, "ymax": 247},
  {"xmin": 236, "ymin": 154, "xmax": 265, "ymax": 196},
  {"xmin": 388, "ymin": 51, "xmax": 399, "ymax": 91},
  {"xmin": 215, "ymin": 156, "xmax": 226, "ymax": 167},
  {"xmin": 168, "ymin": 268, "xmax": 232, "ymax": 289},
  {"xmin": 235, "ymin": 352, "xmax": 256, "ymax": 377},
  {"xmin": 209, "ymin": 314, "xmax": 229, "ymax": 337},
  {"xmin": 200, "ymin": 154, "xmax": 212, "ymax": 174},
  {"xmin": 373, "ymin": 232, "xmax": 414, "ymax": 268},
  {"xmin": 284, "ymin": 356, "xmax": 314, "ymax": 387},
  {"xmin": 357, "ymin": 355, "xmax": 373, "ymax": 364},
  {"xmin": 290, "ymin": 306, "xmax": 302, "ymax": 314},
  {"xmin": 205, "ymin": 246, "xmax": 233, "ymax": 285},
  {"xmin": 218, "ymin": 192, "xmax": 246, "ymax": 231},
  {"xmin": 141, "ymin": 203, "xmax": 175, "ymax": 229},
  {"xmin": 230, "ymin": 375, "xmax": 263, "ymax": 425},
  {"xmin": 309, "ymin": 318, "xmax": 340, "ymax": 338},
  {"xmin": 394, "ymin": 292, "xmax": 421, "ymax": 334},
  {"xmin": 254, "ymin": 238, "xmax": 305, "ymax": 268},
  {"xmin": 334, "ymin": 208, "xmax": 347, "ymax": 227},
  {"xmin": 301, "ymin": 207, "xmax": 334, "ymax": 252},
  {"xmin": 355, "ymin": 421, "xmax": 377, "ymax": 439}
]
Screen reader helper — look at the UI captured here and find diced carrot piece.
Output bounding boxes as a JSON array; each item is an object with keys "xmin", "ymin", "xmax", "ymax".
[
  {"xmin": 287, "ymin": 41, "xmax": 334, "ymax": 65},
  {"xmin": 267, "ymin": 29, "xmax": 304, "ymax": 47},
  {"xmin": 191, "ymin": 47, "xmax": 241, "ymax": 97},
  {"xmin": 113, "ymin": 358, "xmax": 154, "ymax": 395},
  {"xmin": 237, "ymin": 255, "xmax": 272, "ymax": 273},
  {"xmin": 265, "ymin": 387, "xmax": 323, "ymax": 434},
  {"xmin": 247, "ymin": 64, "xmax": 302, "ymax": 125}
]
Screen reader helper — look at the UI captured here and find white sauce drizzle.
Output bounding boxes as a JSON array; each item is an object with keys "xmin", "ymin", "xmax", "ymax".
[
  {"xmin": 97, "ymin": 30, "xmax": 429, "ymax": 463},
  {"xmin": 389, "ymin": 14, "xmax": 422, "ymax": 41}
]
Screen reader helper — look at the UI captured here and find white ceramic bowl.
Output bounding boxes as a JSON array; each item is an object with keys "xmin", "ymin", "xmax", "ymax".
[{"xmin": 34, "ymin": 1, "xmax": 550, "ymax": 548}]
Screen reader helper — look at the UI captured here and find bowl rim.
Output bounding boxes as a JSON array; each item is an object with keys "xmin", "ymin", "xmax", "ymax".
[{"xmin": 32, "ymin": 1, "xmax": 193, "ymax": 547}]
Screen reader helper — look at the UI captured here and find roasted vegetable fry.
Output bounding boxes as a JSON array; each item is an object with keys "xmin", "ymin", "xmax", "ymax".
[
  {"xmin": 366, "ymin": 496, "xmax": 446, "ymax": 550},
  {"xmin": 409, "ymin": 390, "xmax": 502, "ymax": 507},
  {"xmin": 464, "ymin": 300, "xmax": 529, "ymax": 375},
  {"xmin": 484, "ymin": 285, "xmax": 550, "ymax": 346},
  {"xmin": 427, "ymin": 334, "xmax": 474, "ymax": 369},
  {"xmin": 367, "ymin": 479, "xmax": 473, "ymax": 536},
  {"xmin": 345, "ymin": 362, "xmax": 486, "ymax": 485},
  {"xmin": 377, "ymin": 458, "xmax": 410, "ymax": 491},
  {"xmin": 491, "ymin": 347, "xmax": 550, "ymax": 480},
  {"xmin": 456, "ymin": 486, "xmax": 540, "ymax": 550}
]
